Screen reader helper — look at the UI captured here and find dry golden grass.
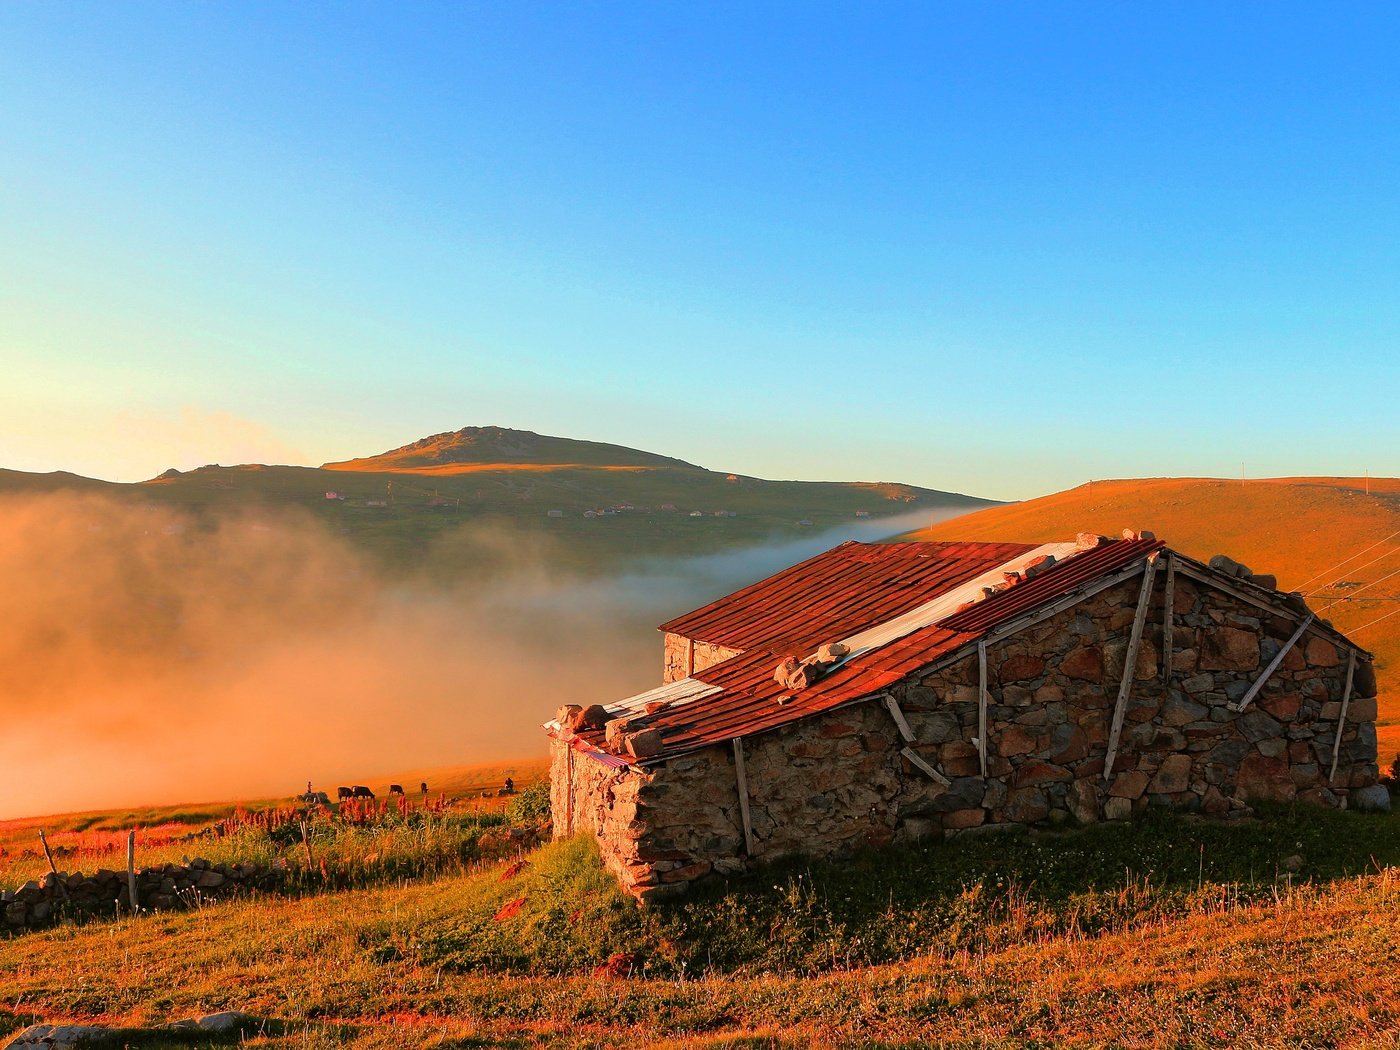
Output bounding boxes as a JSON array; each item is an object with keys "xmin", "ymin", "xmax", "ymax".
[
  {"xmin": 3, "ymin": 854, "xmax": 1399, "ymax": 1047},
  {"xmin": 911, "ymin": 476, "xmax": 1400, "ymax": 755},
  {"xmin": 321, "ymin": 460, "xmax": 658, "ymax": 475}
]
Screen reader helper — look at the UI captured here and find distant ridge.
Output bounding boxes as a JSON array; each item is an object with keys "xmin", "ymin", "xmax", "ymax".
[
  {"xmin": 323, "ymin": 425, "xmax": 700, "ymax": 473},
  {"xmin": 0, "ymin": 425, "xmax": 997, "ymax": 578}
]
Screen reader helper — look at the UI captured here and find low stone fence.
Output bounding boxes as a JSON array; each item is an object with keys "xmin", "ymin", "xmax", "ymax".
[{"xmin": 2, "ymin": 858, "xmax": 286, "ymax": 933}]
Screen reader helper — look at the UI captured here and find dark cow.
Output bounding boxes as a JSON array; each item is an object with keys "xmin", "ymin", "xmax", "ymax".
[
  {"xmin": 351, "ymin": 785, "xmax": 375, "ymax": 799},
  {"xmin": 337, "ymin": 786, "xmax": 353, "ymax": 800},
  {"xmin": 420, "ymin": 781, "xmax": 428, "ymax": 795},
  {"xmin": 388, "ymin": 784, "xmax": 404, "ymax": 796}
]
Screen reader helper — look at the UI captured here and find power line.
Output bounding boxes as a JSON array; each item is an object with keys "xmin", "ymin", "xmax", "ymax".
[
  {"xmin": 1348, "ymin": 605, "xmax": 1400, "ymax": 636},
  {"xmin": 1319, "ymin": 561, "xmax": 1400, "ymax": 612},
  {"xmin": 1293, "ymin": 528, "xmax": 1400, "ymax": 590},
  {"xmin": 1306, "ymin": 595, "xmax": 1400, "ymax": 601},
  {"xmin": 1313, "ymin": 545, "xmax": 1400, "ymax": 589}
]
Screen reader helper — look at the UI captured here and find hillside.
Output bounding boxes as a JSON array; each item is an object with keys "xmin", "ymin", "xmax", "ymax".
[
  {"xmin": 910, "ymin": 476, "xmax": 1400, "ymax": 754},
  {"xmin": 0, "ymin": 427, "xmax": 995, "ymax": 577},
  {"xmin": 323, "ymin": 424, "xmax": 700, "ymax": 472}
]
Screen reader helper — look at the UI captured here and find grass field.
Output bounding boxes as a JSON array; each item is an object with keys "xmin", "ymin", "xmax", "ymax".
[
  {"xmin": 0, "ymin": 759, "xmax": 548, "ymax": 886},
  {"xmin": 908, "ymin": 475, "xmax": 1400, "ymax": 756},
  {"xmin": 3, "ymin": 801, "xmax": 1399, "ymax": 1047}
]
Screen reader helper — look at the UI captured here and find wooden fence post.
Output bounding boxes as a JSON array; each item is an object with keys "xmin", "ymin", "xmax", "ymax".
[{"xmin": 126, "ymin": 830, "xmax": 139, "ymax": 915}]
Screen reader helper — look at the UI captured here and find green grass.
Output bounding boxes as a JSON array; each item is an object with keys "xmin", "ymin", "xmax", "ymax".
[
  {"xmin": 404, "ymin": 802, "xmax": 1400, "ymax": 978},
  {"xmin": 5, "ymin": 805, "xmax": 1400, "ymax": 1047}
]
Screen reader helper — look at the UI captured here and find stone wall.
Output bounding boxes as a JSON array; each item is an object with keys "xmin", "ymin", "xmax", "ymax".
[
  {"xmin": 567, "ymin": 564, "xmax": 1383, "ymax": 901},
  {"xmin": 2, "ymin": 857, "xmax": 283, "ymax": 932},
  {"xmin": 662, "ymin": 633, "xmax": 742, "ymax": 684}
]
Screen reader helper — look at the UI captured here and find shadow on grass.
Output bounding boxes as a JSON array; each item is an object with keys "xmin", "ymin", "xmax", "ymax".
[{"xmin": 414, "ymin": 799, "xmax": 1400, "ymax": 978}]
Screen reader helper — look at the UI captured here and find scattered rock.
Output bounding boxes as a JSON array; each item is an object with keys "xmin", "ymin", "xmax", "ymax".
[
  {"xmin": 1209, "ymin": 554, "xmax": 1252, "ymax": 578},
  {"xmin": 1104, "ymin": 797, "xmax": 1133, "ymax": 821},
  {"xmin": 1351, "ymin": 784, "xmax": 1392, "ymax": 813}
]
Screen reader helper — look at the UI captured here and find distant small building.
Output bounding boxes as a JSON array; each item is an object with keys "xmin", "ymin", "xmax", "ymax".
[
  {"xmin": 547, "ymin": 510, "xmax": 565, "ymax": 518},
  {"xmin": 797, "ymin": 519, "xmax": 814, "ymax": 527},
  {"xmin": 584, "ymin": 510, "xmax": 599, "ymax": 519},
  {"xmin": 324, "ymin": 491, "xmax": 340, "ymax": 500},
  {"xmin": 855, "ymin": 510, "xmax": 871, "ymax": 518},
  {"xmin": 689, "ymin": 511, "xmax": 704, "ymax": 518},
  {"xmin": 725, "ymin": 474, "xmax": 739, "ymax": 483},
  {"xmin": 659, "ymin": 503, "xmax": 678, "ymax": 512}
]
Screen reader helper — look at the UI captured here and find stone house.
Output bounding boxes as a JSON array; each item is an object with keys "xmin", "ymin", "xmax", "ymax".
[{"xmin": 546, "ymin": 533, "xmax": 1382, "ymax": 902}]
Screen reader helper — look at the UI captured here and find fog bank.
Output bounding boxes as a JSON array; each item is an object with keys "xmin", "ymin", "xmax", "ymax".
[{"xmin": 0, "ymin": 494, "xmax": 965, "ymax": 818}]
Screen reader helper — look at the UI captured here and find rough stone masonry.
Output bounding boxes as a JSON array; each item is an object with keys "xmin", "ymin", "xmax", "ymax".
[
  {"xmin": 2, "ymin": 857, "xmax": 282, "ymax": 932},
  {"xmin": 551, "ymin": 547, "xmax": 1383, "ymax": 902}
]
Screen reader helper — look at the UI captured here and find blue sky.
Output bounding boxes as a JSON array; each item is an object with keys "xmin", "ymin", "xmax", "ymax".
[{"xmin": 1, "ymin": 2, "xmax": 1396, "ymax": 499}]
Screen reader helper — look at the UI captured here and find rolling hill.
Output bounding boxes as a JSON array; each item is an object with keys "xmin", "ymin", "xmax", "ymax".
[
  {"xmin": 0, "ymin": 426, "xmax": 996, "ymax": 576},
  {"xmin": 909, "ymin": 476, "xmax": 1400, "ymax": 755}
]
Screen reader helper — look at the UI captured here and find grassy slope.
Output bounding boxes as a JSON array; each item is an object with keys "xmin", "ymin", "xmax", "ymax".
[
  {"xmin": 909, "ymin": 476, "xmax": 1400, "ymax": 755},
  {"xmin": 4, "ymin": 805, "xmax": 1400, "ymax": 1047}
]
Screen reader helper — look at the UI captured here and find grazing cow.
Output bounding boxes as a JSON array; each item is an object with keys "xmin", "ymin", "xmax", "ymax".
[
  {"xmin": 351, "ymin": 785, "xmax": 375, "ymax": 799},
  {"xmin": 388, "ymin": 784, "xmax": 404, "ymax": 796},
  {"xmin": 337, "ymin": 786, "xmax": 353, "ymax": 801}
]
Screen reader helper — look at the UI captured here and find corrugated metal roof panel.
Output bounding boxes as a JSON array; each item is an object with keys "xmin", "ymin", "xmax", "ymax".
[
  {"xmin": 632, "ymin": 538, "xmax": 1164, "ymax": 761},
  {"xmin": 551, "ymin": 536, "xmax": 1169, "ymax": 764},
  {"xmin": 657, "ymin": 540, "xmax": 1037, "ymax": 654}
]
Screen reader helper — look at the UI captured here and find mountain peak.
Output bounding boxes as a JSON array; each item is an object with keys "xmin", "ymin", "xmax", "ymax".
[{"xmin": 322, "ymin": 426, "xmax": 702, "ymax": 472}]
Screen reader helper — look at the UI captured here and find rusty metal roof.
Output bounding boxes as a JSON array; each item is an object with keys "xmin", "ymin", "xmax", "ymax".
[
  {"xmin": 657, "ymin": 539, "xmax": 1037, "ymax": 655},
  {"xmin": 556, "ymin": 536, "xmax": 1165, "ymax": 764}
]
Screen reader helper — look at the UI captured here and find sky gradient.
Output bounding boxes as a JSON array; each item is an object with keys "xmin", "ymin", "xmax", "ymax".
[{"xmin": 2, "ymin": 2, "xmax": 1397, "ymax": 500}]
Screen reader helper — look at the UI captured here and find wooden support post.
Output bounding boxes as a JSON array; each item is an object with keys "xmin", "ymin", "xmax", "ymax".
[
  {"xmin": 1329, "ymin": 650, "xmax": 1357, "ymax": 784},
  {"xmin": 38, "ymin": 829, "xmax": 60, "ymax": 878},
  {"xmin": 125, "ymin": 830, "xmax": 139, "ymax": 916},
  {"xmin": 976, "ymin": 641, "xmax": 989, "ymax": 777},
  {"xmin": 1104, "ymin": 555, "xmax": 1159, "ymax": 782},
  {"xmin": 37, "ymin": 829, "xmax": 68, "ymax": 901},
  {"xmin": 685, "ymin": 638, "xmax": 695, "ymax": 677},
  {"xmin": 882, "ymin": 694, "xmax": 916, "ymax": 743},
  {"xmin": 1229, "ymin": 614, "xmax": 1314, "ymax": 713},
  {"xmin": 564, "ymin": 746, "xmax": 575, "ymax": 837},
  {"xmin": 1161, "ymin": 555, "xmax": 1175, "ymax": 683},
  {"xmin": 732, "ymin": 738, "xmax": 755, "ymax": 857},
  {"xmin": 901, "ymin": 746, "xmax": 951, "ymax": 786}
]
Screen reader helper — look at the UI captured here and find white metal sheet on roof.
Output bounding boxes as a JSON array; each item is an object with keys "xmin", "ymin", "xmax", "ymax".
[
  {"xmin": 540, "ymin": 676, "xmax": 723, "ymax": 733},
  {"xmin": 835, "ymin": 542, "xmax": 1082, "ymax": 660}
]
